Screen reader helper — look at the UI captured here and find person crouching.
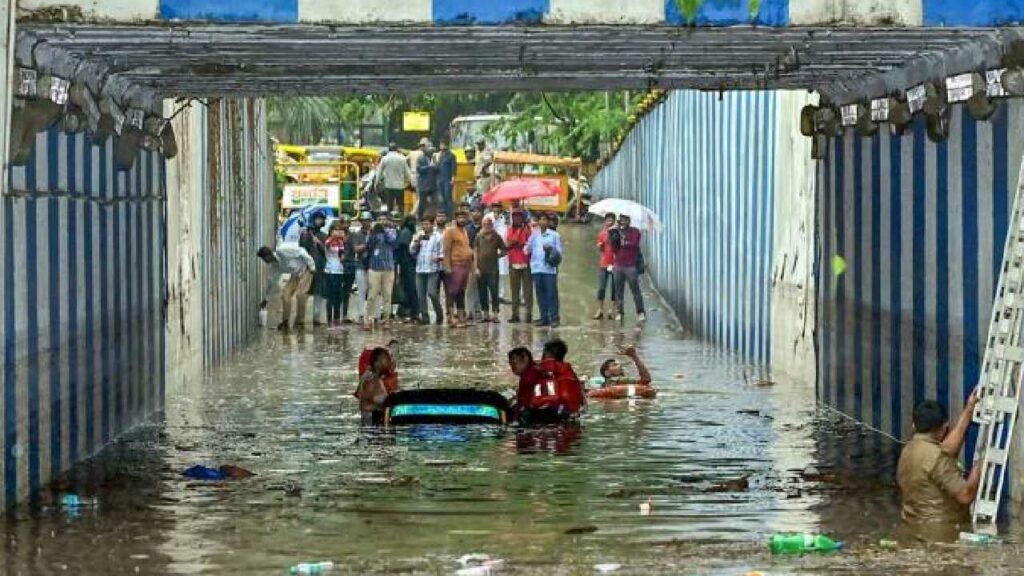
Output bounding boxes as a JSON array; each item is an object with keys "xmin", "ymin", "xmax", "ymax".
[{"xmin": 356, "ymin": 347, "xmax": 392, "ymax": 426}]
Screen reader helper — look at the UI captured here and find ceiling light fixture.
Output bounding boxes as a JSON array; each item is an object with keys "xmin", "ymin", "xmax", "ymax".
[{"xmin": 906, "ymin": 84, "xmax": 927, "ymax": 114}]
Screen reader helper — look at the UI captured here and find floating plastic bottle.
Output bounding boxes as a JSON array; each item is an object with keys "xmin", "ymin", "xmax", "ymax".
[
  {"xmin": 768, "ymin": 533, "xmax": 842, "ymax": 554},
  {"xmin": 289, "ymin": 561, "xmax": 334, "ymax": 575},
  {"xmin": 60, "ymin": 494, "xmax": 98, "ymax": 508},
  {"xmin": 959, "ymin": 532, "xmax": 999, "ymax": 545}
]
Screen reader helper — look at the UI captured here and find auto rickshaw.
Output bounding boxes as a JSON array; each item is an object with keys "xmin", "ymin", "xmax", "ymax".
[
  {"xmin": 275, "ymin": 143, "xmax": 380, "ymax": 216},
  {"xmin": 482, "ymin": 151, "xmax": 586, "ymax": 219}
]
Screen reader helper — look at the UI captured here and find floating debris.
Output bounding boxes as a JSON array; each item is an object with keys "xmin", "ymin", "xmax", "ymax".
[{"xmin": 704, "ymin": 475, "xmax": 750, "ymax": 493}]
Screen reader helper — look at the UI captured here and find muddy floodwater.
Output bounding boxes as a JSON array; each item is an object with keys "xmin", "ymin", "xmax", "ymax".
[{"xmin": 4, "ymin": 226, "xmax": 1024, "ymax": 575}]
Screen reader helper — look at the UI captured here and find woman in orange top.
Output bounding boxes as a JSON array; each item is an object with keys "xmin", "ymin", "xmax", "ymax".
[{"xmin": 442, "ymin": 210, "xmax": 475, "ymax": 328}]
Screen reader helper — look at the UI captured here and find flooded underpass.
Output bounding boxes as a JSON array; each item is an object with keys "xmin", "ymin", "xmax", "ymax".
[{"xmin": 4, "ymin": 225, "xmax": 1024, "ymax": 575}]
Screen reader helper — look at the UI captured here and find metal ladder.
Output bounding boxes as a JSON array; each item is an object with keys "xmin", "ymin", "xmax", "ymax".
[{"xmin": 972, "ymin": 160, "xmax": 1024, "ymax": 528}]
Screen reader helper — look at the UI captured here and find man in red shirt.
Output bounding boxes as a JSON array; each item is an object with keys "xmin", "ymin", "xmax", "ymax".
[
  {"xmin": 594, "ymin": 212, "xmax": 618, "ymax": 319},
  {"xmin": 504, "ymin": 209, "xmax": 533, "ymax": 323},
  {"xmin": 612, "ymin": 214, "xmax": 646, "ymax": 323},
  {"xmin": 508, "ymin": 347, "xmax": 547, "ymax": 421}
]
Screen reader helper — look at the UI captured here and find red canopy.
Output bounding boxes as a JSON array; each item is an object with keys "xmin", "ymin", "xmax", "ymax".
[{"xmin": 482, "ymin": 178, "xmax": 560, "ymax": 205}]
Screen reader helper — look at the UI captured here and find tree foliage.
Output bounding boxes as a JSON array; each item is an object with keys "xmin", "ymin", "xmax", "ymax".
[
  {"xmin": 484, "ymin": 92, "xmax": 642, "ymax": 160},
  {"xmin": 266, "ymin": 97, "xmax": 340, "ymax": 143},
  {"xmin": 268, "ymin": 91, "xmax": 640, "ymax": 161}
]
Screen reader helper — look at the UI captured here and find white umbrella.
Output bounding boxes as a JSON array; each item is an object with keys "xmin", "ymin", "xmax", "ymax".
[{"xmin": 588, "ymin": 198, "xmax": 662, "ymax": 232}]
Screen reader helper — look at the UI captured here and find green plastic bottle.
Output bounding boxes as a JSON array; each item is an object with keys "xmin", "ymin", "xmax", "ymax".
[{"xmin": 769, "ymin": 533, "xmax": 843, "ymax": 554}]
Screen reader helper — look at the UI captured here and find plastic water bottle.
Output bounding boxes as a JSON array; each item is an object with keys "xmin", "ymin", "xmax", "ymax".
[
  {"xmin": 959, "ymin": 531, "xmax": 999, "ymax": 545},
  {"xmin": 60, "ymin": 494, "xmax": 98, "ymax": 508},
  {"xmin": 769, "ymin": 533, "xmax": 842, "ymax": 554},
  {"xmin": 289, "ymin": 561, "xmax": 334, "ymax": 575}
]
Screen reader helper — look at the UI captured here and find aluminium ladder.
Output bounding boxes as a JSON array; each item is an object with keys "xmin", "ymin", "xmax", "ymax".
[{"xmin": 971, "ymin": 159, "xmax": 1024, "ymax": 528}]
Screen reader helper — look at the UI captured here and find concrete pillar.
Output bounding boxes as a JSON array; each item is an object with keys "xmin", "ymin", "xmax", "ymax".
[
  {"xmin": 770, "ymin": 91, "xmax": 819, "ymax": 387},
  {"xmin": 163, "ymin": 98, "xmax": 204, "ymax": 409}
]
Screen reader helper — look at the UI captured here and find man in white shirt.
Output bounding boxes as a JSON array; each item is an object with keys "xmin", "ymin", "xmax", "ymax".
[
  {"xmin": 377, "ymin": 143, "xmax": 413, "ymax": 215},
  {"xmin": 410, "ymin": 217, "xmax": 445, "ymax": 324},
  {"xmin": 485, "ymin": 202, "xmax": 510, "ymax": 301},
  {"xmin": 258, "ymin": 243, "xmax": 315, "ymax": 331}
]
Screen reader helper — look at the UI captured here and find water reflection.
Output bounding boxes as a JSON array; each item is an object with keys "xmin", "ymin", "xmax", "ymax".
[{"xmin": 3, "ymin": 226, "xmax": 1023, "ymax": 574}]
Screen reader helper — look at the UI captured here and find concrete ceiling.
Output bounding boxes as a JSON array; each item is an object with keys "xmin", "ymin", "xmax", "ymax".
[{"xmin": 16, "ymin": 24, "xmax": 1024, "ymax": 103}]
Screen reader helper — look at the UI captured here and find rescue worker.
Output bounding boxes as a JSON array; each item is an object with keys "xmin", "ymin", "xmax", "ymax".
[{"xmin": 897, "ymin": 392, "xmax": 981, "ymax": 528}]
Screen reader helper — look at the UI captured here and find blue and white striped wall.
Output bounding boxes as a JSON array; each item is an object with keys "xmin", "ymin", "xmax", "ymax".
[
  {"xmin": 816, "ymin": 102, "xmax": 1024, "ymax": 450},
  {"xmin": 19, "ymin": 0, "xmax": 1024, "ymax": 26},
  {"xmin": 0, "ymin": 128, "xmax": 166, "ymax": 510},
  {"xmin": 594, "ymin": 90, "xmax": 782, "ymax": 365}
]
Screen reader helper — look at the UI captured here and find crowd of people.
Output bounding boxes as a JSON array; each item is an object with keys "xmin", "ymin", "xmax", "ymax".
[
  {"xmin": 260, "ymin": 199, "xmax": 603, "ymax": 330},
  {"xmin": 259, "ymin": 203, "xmax": 650, "ymax": 331},
  {"xmin": 365, "ymin": 137, "xmax": 494, "ymax": 220}
]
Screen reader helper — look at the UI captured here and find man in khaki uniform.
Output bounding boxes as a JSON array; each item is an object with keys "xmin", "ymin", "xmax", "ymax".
[
  {"xmin": 897, "ymin": 392, "xmax": 981, "ymax": 526},
  {"xmin": 474, "ymin": 139, "xmax": 496, "ymax": 195}
]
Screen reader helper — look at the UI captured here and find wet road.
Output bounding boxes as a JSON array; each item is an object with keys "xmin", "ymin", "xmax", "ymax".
[{"xmin": 4, "ymin": 225, "xmax": 1024, "ymax": 575}]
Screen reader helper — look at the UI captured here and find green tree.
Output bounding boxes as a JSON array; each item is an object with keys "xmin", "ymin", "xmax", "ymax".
[
  {"xmin": 269, "ymin": 91, "xmax": 641, "ymax": 161},
  {"xmin": 486, "ymin": 92, "xmax": 642, "ymax": 160},
  {"xmin": 267, "ymin": 97, "xmax": 340, "ymax": 143}
]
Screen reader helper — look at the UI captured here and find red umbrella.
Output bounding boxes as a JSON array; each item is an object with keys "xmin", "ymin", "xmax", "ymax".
[{"xmin": 481, "ymin": 178, "xmax": 560, "ymax": 205}]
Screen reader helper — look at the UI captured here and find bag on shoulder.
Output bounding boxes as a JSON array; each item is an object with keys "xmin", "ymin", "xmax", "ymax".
[
  {"xmin": 544, "ymin": 247, "xmax": 563, "ymax": 268},
  {"xmin": 636, "ymin": 249, "xmax": 646, "ymax": 275}
]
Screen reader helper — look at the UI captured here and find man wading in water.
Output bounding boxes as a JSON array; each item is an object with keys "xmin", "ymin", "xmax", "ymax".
[{"xmin": 897, "ymin": 392, "xmax": 981, "ymax": 533}]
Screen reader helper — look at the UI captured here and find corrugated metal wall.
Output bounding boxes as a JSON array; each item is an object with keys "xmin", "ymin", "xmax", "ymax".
[
  {"xmin": 0, "ymin": 128, "xmax": 166, "ymax": 509},
  {"xmin": 199, "ymin": 99, "xmax": 272, "ymax": 366},
  {"xmin": 817, "ymin": 102, "xmax": 1024, "ymax": 442},
  {"xmin": 594, "ymin": 90, "xmax": 779, "ymax": 364}
]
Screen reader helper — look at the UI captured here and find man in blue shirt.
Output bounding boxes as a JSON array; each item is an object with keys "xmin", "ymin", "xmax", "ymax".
[
  {"xmin": 526, "ymin": 213, "xmax": 563, "ymax": 327},
  {"xmin": 365, "ymin": 218, "xmax": 398, "ymax": 328}
]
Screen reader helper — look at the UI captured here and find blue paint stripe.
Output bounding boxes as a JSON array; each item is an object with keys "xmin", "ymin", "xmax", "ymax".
[
  {"xmin": 665, "ymin": 0, "xmax": 789, "ymax": 26},
  {"xmin": 113, "ymin": 170, "xmax": 122, "ymax": 434},
  {"xmin": 25, "ymin": 162, "xmax": 40, "ymax": 497},
  {"xmin": 761, "ymin": 94, "xmax": 774, "ymax": 363},
  {"xmin": 135, "ymin": 175, "xmax": 143, "ymax": 416},
  {"xmin": 84, "ymin": 142, "xmax": 95, "ymax": 453},
  {"xmin": 3, "ymin": 194, "xmax": 16, "ymax": 505},
  {"xmin": 923, "ymin": 0, "xmax": 1024, "ymax": 26},
  {"xmin": 912, "ymin": 119, "xmax": 927, "ymax": 407},
  {"xmin": 961, "ymin": 108, "xmax": 979, "ymax": 466},
  {"xmin": 99, "ymin": 143, "xmax": 110, "ymax": 444},
  {"xmin": 853, "ymin": 134, "xmax": 864, "ymax": 419},
  {"xmin": 870, "ymin": 134, "xmax": 882, "ymax": 430},
  {"xmin": 160, "ymin": 0, "xmax": 298, "ymax": 23},
  {"xmin": 67, "ymin": 135, "xmax": 79, "ymax": 464},
  {"xmin": 47, "ymin": 131, "xmax": 61, "ymax": 479},
  {"xmin": 889, "ymin": 132, "xmax": 902, "ymax": 440},
  {"xmin": 935, "ymin": 136, "xmax": 950, "ymax": 410},
  {"xmin": 834, "ymin": 135, "xmax": 846, "ymax": 413},
  {"xmin": 746, "ymin": 94, "xmax": 756, "ymax": 359}
]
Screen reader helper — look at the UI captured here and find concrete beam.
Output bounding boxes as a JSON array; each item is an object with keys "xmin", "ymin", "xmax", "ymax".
[{"xmin": 17, "ymin": 24, "xmax": 1017, "ymax": 99}]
